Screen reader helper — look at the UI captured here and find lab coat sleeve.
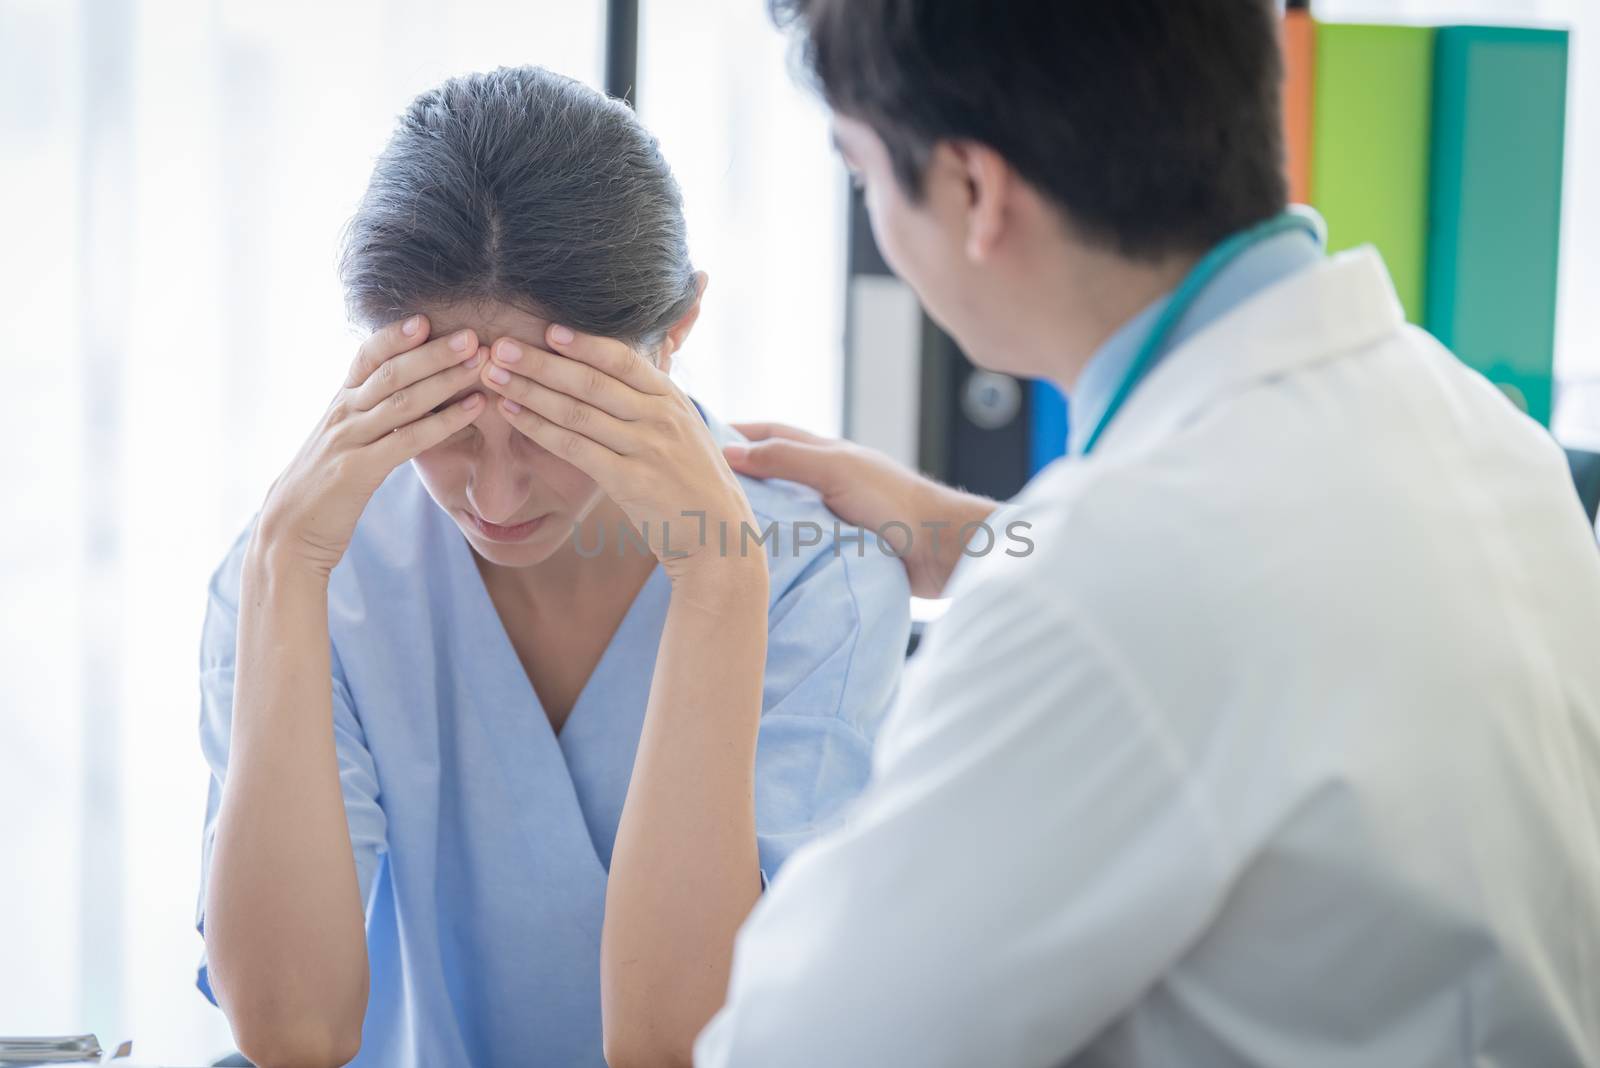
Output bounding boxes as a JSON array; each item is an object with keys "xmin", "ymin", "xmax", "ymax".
[
  {"xmin": 750, "ymin": 534, "xmax": 911, "ymax": 883},
  {"xmin": 193, "ymin": 535, "xmax": 389, "ymax": 1006},
  {"xmin": 696, "ymin": 574, "xmax": 1234, "ymax": 1068}
]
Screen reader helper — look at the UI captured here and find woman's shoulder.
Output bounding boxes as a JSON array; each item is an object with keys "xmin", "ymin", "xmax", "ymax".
[{"xmin": 699, "ymin": 405, "xmax": 911, "ymax": 652}]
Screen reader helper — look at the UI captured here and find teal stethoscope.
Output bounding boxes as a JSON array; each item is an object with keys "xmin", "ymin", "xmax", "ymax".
[{"xmin": 1078, "ymin": 206, "xmax": 1328, "ymax": 456}]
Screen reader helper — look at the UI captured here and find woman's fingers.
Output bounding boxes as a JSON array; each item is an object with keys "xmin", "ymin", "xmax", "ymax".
[
  {"xmin": 494, "ymin": 394, "xmax": 621, "ymax": 482},
  {"xmin": 482, "ymin": 360, "xmax": 636, "ymax": 455},
  {"xmin": 542, "ymin": 324, "xmax": 671, "ymax": 397},
  {"xmin": 490, "ymin": 337, "xmax": 647, "ymax": 422},
  {"xmin": 370, "ymin": 390, "xmax": 486, "ymax": 468},
  {"xmin": 343, "ymin": 314, "xmax": 431, "ymax": 389},
  {"xmin": 341, "ymin": 352, "xmax": 486, "ymax": 444},
  {"xmin": 347, "ymin": 328, "xmax": 479, "ymax": 412}
]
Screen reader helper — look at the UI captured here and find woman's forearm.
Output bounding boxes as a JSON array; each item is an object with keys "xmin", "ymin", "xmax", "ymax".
[
  {"xmin": 204, "ymin": 535, "xmax": 370, "ymax": 1068},
  {"xmin": 601, "ymin": 561, "xmax": 771, "ymax": 1068}
]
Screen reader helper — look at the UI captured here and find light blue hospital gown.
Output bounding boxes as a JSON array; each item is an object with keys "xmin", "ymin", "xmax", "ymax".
[{"xmin": 194, "ymin": 407, "xmax": 910, "ymax": 1067}]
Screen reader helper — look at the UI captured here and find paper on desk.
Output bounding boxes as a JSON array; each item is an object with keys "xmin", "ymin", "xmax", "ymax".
[{"xmin": 0, "ymin": 1035, "xmax": 133, "ymax": 1065}]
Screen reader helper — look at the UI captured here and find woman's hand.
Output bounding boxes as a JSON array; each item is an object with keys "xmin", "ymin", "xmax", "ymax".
[
  {"xmin": 723, "ymin": 424, "xmax": 997, "ymax": 598},
  {"xmin": 481, "ymin": 325, "xmax": 761, "ymax": 591},
  {"xmin": 211, "ymin": 312, "xmax": 489, "ymax": 1068},
  {"xmin": 255, "ymin": 315, "xmax": 488, "ymax": 579}
]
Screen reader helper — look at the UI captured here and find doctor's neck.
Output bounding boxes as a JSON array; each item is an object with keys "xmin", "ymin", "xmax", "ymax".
[
  {"xmin": 980, "ymin": 220, "xmax": 1201, "ymax": 395},
  {"xmin": 1052, "ymin": 239, "xmax": 1198, "ymax": 392}
]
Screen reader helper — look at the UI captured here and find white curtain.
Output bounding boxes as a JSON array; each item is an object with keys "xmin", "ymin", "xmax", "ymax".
[
  {"xmin": 637, "ymin": 0, "xmax": 848, "ymax": 434},
  {"xmin": 0, "ymin": 0, "xmax": 844, "ymax": 1061}
]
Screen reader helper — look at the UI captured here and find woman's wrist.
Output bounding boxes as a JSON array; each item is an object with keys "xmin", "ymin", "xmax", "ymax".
[
  {"xmin": 244, "ymin": 518, "xmax": 334, "ymax": 595},
  {"xmin": 668, "ymin": 551, "xmax": 770, "ymax": 613}
]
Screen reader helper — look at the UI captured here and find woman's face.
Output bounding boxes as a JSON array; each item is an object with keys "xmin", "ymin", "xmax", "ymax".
[{"xmin": 409, "ymin": 301, "xmax": 611, "ymax": 569}]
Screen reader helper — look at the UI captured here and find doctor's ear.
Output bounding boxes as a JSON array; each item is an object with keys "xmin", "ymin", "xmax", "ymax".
[
  {"xmin": 942, "ymin": 140, "xmax": 1015, "ymax": 263},
  {"xmin": 653, "ymin": 271, "xmax": 709, "ymax": 373}
]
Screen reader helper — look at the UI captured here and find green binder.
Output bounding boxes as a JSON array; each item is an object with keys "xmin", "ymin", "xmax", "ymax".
[
  {"xmin": 1311, "ymin": 23, "xmax": 1435, "ymax": 323},
  {"xmin": 1426, "ymin": 27, "xmax": 1568, "ymax": 426}
]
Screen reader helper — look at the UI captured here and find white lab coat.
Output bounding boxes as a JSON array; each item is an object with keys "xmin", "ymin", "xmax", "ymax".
[{"xmin": 696, "ymin": 248, "xmax": 1600, "ymax": 1067}]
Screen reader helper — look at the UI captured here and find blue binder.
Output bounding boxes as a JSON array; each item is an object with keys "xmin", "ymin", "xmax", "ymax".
[
  {"xmin": 1426, "ymin": 26, "xmax": 1568, "ymax": 426},
  {"xmin": 1029, "ymin": 381, "xmax": 1068, "ymax": 475}
]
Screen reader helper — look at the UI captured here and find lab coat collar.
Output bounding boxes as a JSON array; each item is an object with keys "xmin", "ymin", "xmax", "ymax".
[{"xmin": 1091, "ymin": 246, "xmax": 1406, "ymax": 460}]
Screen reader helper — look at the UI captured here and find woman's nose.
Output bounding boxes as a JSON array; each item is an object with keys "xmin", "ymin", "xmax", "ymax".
[{"xmin": 465, "ymin": 456, "xmax": 532, "ymax": 525}]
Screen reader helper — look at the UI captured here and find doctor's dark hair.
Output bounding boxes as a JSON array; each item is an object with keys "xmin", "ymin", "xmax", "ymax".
[
  {"xmin": 339, "ymin": 66, "xmax": 699, "ymax": 347},
  {"xmin": 770, "ymin": 0, "xmax": 1289, "ymax": 261}
]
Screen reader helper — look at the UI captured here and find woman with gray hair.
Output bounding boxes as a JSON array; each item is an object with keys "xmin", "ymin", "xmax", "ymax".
[{"xmin": 191, "ymin": 66, "xmax": 908, "ymax": 1068}]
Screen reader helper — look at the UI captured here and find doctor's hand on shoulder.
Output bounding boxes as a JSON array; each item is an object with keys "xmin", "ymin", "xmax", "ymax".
[
  {"xmin": 254, "ymin": 315, "xmax": 489, "ymax": 580},
  {"xmin": 723, "ymin": 424, "xmax": 996, "ymax": 599}
]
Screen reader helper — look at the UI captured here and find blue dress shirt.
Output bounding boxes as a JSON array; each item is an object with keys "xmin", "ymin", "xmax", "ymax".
[{"xmin": 1068, "ymin": 227, "xmax": 1323, "ymax": 455}]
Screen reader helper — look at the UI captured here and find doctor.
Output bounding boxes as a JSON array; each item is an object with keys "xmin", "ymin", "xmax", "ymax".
[{"xmin": 700, "ymin": 1, "xmax": 1600, "ymax": 1065}]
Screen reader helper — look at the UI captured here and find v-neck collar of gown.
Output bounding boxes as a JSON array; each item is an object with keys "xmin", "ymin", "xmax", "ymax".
[
  {"xmin": 453, "ymin": 394, "xmax": 712, "ymax": 741},
  {"xmin": 420, "ymin": 396, "xmax": 713, "ymax": 871},
  {"xmin": 438, "ymin": 500, "xmax": 673, "ymax": 870},
  {"xmin": 469, "ymin": 543, "xmax": 660, "ymax": 739}
]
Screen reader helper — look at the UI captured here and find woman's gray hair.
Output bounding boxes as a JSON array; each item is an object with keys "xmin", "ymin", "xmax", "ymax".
[{"xmin": 340, "ymin": 66, "xmax": 698, "ymax": 348}]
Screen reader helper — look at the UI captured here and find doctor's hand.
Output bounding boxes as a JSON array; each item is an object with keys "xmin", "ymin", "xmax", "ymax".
[
  {"xmin": 723, "ymin": 425, "xmax": 996, "ymax": 599},
  {"xmin": 481, "ymin": 326, "xmax": 764, "ymax": 594},
  {"xmin": 253, "ymin": 316, "xmax": 488, "ymax": 580}
]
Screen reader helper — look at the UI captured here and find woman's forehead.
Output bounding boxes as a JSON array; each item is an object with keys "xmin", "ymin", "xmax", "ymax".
[{"xmin": 425, "ymin": 300, "xmax": 551, "ymax": 345}]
